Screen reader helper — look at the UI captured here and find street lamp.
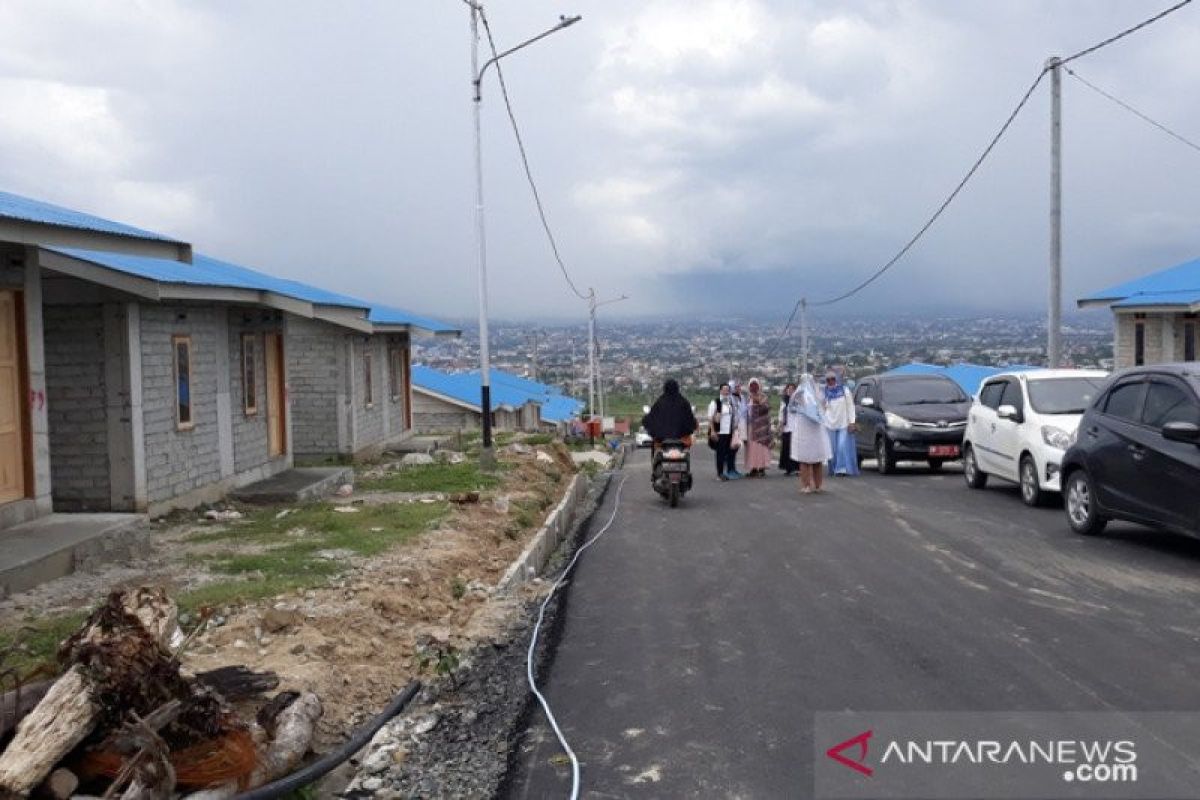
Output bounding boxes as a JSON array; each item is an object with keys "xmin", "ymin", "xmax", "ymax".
[
  {"xmin": 588, "ymin": 289, "xmax": 627, "ymax": 420},
  {"xmin": 465, "ymin": 2, "xmax": 581, "ymax": 468}
]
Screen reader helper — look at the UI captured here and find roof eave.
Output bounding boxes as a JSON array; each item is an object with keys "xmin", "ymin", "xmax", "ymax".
[{"xmin": 11, "ymin": 220, "xmax": 190, "ymax": 262}]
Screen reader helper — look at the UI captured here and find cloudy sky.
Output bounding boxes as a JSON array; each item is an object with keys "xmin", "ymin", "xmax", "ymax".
[{"xmin": 1, "ymin": 1, "xmax": 1198, "ymax": 321}]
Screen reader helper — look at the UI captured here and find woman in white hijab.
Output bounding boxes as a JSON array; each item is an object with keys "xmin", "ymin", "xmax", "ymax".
[{"xmin": 787, "ymin": 374, "xmax": 833, "ymax": 493}]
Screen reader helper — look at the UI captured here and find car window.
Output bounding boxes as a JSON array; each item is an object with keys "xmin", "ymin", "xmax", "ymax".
[
  {"xmin": 979, "ymin": 381, "xmax": 1005, "ymax": 409},
  {"xmin": 1142, "ymin": 380, "xmax": 1200, "ymax": 427},
  {"xmin": 999, "ymin": 380, "xmax": 1024, "ymax": 412},
  {"xmin": 855, "ymin": 382, "xmax": 874, "ymax": 404},
  {"xmin": 882, "ymin": 378, "xmax": 968, "ymax": 405},
  {"xmin": 1102, "ymin": 381, "xmax": 1146, "ymax": 422},
  {"xmin": 1026, "ymin": 377, "xmax": 1106, "ymax": 414}
]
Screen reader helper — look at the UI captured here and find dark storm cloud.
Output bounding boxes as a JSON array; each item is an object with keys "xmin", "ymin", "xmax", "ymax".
[{"xmin": 1, "ymin": 1, "xmax": 1198, "ymax": 320}]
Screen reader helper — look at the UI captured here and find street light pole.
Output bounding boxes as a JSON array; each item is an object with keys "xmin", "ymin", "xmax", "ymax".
[{"xmin": 465, "ymin": 2, "xmax": 581, "ymax": 467}]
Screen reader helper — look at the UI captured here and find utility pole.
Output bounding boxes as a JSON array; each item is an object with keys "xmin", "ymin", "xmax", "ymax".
[
  {"xmin": 587, "ymin": 290, "xmax": 596, "ymax": 418},
  {"xmin": 1047, "ymin": 55, "xmax": 1063, "ymax": 368},
  {"xmin": 586, "ymin": 288, "xmax": 627, "ymax": 420},
  {"xmin": 464, "ymin": 3, "xmax": 580, "ymax": 467},
  {"xmin": 527, "ymin": 330, "xmax": 541, "ymax": 381},
  {"xmin": 799, "ymin": 298, "xmax": 810, "ymax": 375}
]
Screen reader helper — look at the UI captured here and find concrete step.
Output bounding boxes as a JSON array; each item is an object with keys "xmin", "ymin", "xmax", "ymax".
[
  {"xmin": 230, "ymin": 467, "xmax": 355, "ymax": 505},
  {"xmin": 0, "ymin": 513, "xmax": 149, "ymax": 597}
]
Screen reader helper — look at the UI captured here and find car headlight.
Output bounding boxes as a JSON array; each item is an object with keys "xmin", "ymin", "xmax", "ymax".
[
  {"xmin": 885, "ymin": 412, "xmax": 912, "ymax": 429},
  {"xmin": 1041, "ymin": 425, "xmax": 1072, "ymax": 450}
]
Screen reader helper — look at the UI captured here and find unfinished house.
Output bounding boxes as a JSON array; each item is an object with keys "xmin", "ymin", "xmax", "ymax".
[
  {"xmin": 0, "ymin": 190, "xmax": 457, "ymax": 530},
  {"xmin": 411, "ymin": 365, "xmax": 544, "ymax": 434}
]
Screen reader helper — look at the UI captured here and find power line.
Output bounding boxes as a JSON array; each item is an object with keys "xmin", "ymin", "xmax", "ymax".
[
  {"xmin": 1058, "ymin": 0, "xmax": 1193, "ymax": 66},
  {"xmin": 1065, "ymin": 66, "xmax": 1200, "ymax": 155},
  {"xmin": 478, "ymin": 8, "xmax": 590, "ymax": 301},
  {"xmin": 812, "ymin": 67, "xmax": 1048, "ymax": 309},
  {"xmin": 761, "ymin": 0, "xmax": 1195, "ymax": 355}
]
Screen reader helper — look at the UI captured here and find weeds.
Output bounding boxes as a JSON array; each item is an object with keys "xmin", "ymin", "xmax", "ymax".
[{"xmin": 357, "ymin": 463, "xmax": 501, "ymax": 494}]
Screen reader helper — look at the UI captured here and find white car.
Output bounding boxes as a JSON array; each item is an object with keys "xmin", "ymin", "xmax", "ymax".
[
  {"xmin": 635, "ymin": 428, "xmax": 653, "ymax": 448},
  {"xmin": 962, "ymin": 369, "xmax": 1109, "ymax": 506}
]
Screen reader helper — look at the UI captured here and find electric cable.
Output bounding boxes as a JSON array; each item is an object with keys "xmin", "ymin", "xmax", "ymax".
[
  {"xmin": 527, "ymin": 473, "xmax": 629, "ymax": 800},
  {"xmin": 762, "ymin": 0, "xmax": 1195, "ymax": 356},
  {"xmin": 478, "ymin": 8, "xmax": 590, "ymax": 301},
  {"xmin": 1065, "ymin": 66, "xmax": 1200, "ymax": 155}
]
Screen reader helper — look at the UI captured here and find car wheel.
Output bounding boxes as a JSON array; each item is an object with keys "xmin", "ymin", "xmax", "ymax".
[
  {"xmin": 875, "ymin": 436, "xmax": 896, "ymax": 475},
  {"xmin": 963, "ymin": 446, "xmax": 988, "ymax": 489},
  {"xmin": 1064, "ymin": 469, "xmax": 1107, "ymax": 536},
  {"xmin": 1019, "ymin": 455, "xmax": 1044, "ymax": 507}
]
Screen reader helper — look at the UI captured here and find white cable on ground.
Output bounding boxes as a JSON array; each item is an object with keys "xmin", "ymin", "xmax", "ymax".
[{"xmin": 526, "ymin": 473, "xmax": 629, "ymax": 800}]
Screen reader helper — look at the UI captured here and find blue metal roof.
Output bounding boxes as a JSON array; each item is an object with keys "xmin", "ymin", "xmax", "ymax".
[
  {"xmin": 368, "ymin": 305, "xmax": 459, "ymax": 335},
  {"xmin": 1110, "ymin": 290, "xmax": 1200, "ymax": 308},
  {"xmin": 1079, "ymin": 256, "xmax": 1200, "ymax": 306},
  {"xmin": 411, "ymin": 365, "xmax": 536, "ymax": 411},
  {"xmin": 0, "ymin": 189, "xmax": 181, "ymax": 243},
  {"xmin": 475, "ymin": 369, "xmax": 584, "ymax": 421},
  {"xmin": 46, "ymin": 247, "xmax": 458, "ymax": 334}
]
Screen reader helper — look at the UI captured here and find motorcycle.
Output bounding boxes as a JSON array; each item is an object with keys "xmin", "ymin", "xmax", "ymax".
[{"xmin": 652, "ymin": 439, "xmax": 693, "ymax": 507}]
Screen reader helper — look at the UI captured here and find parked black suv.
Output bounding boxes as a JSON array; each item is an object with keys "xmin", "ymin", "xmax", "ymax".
[
  {"xmin": 853, "ymin": 373, "xmax": 971, "ymax": 474},
  {"xmin": 1060, "ymin": 364, "xmax": 1200, "ymax": 537}
]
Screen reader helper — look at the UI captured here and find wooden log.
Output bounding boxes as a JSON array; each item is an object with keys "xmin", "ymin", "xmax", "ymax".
[
  {"xmin": 0, "ymin": 590, "xmax": 178, "ymax": 797},
  {"xmin": 180, "ymin": 693, "xmax": 322, "ymax": 800}
]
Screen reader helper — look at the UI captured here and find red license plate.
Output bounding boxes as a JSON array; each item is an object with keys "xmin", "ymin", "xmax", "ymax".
[{"xmin": 929, "ymin": 445, "xmax": 959, "ymax": 458}]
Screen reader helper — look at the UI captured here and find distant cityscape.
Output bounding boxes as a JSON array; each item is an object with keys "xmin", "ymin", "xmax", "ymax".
[{"xmin": 414, "ymin": 312, "xmax": 1115, "ymax": 404}]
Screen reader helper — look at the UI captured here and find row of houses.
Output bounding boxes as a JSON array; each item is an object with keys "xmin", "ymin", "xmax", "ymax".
[
  {"xmin": 0, "ymin": 190, "xmax": 459, "ymax": 529},
  {"xmin": 410, "ymin": 365, "xmax": 584, "ymax": 434}
]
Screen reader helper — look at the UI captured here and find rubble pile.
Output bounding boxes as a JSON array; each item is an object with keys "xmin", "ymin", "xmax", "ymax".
[{"xmin": 0, "ymin": 588, "xmax": 321, "ymax": 800}]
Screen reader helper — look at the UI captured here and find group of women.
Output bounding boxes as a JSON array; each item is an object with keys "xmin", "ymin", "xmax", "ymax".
[{"xmin": 706, "ymin": 371, "xmax": 859, "ymax": 493}]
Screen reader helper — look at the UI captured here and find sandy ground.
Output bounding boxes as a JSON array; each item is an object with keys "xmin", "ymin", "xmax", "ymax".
[{"xmin": 0, "ymin": 444, "xmax": 579, "ymax": 752}]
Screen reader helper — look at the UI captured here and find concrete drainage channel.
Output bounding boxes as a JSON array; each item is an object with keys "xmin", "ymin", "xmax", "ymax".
[{"xmin": 340, "ymin": 455, "xmax": 624, "ymax": 799}]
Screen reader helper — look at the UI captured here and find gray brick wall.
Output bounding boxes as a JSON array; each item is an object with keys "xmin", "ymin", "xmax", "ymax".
[
  {"xmin": 413, "ymin": 391, "xmax": 477, "ymax": 433},
  {"xmin": 44, "ymin": 305, "xmax": 110, "ymax": 510},
  {"xmin": 286, "ymin": 316, "xmax": 344, "ymax": 457},
  {"xmin": 140, "ymin": 304, "xmax": 223, "ymax": 505},
  {"xmin": 228, "ymin": 310, "xmax": 282, "ymax": 473},
  {"xmin": 353, "ymin": 337, "xmax": 385, "ymax": 448}
]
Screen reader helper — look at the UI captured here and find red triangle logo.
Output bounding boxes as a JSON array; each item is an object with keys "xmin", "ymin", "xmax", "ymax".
[{"xmin": 826, "ymin": 729, "xmax": 874, "ymax": 777}]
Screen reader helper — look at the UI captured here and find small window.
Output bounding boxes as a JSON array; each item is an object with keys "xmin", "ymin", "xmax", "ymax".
[
  {"xmin": 979, "ymin": 381, "xmax": 1005, "ymax": 410},
  {"xmin": 1102, "ymin": 381, "xmax": 1145, "ymax": 423},
  {"xmin": 241, "ymin": 333, "xmax": 258, "ymax": 415},
  {"xmin": 999, "ymin": 380, "xmax": 1024, "ymax": 413},
  {"xmin": 173, "ymin": 335, "xmax": 193, "ymax": 429},
  {"xmin": 389, "ymin": 348, "xmax": 403, "ymax": 400},
  {"xmin": 363, "ymin": 349, "xmax": 374, "ymax": 407},
  {"xmin": 1142, "ymin": 380, "xmax": 1200, "ymax": 427},
  {"xmin": 1185, "ymin": 322, "xmax": 1196, "ymax": 362},
  {"xmin": 1134, "ymin": 321, "xmax": 1145, "ymax": 366}
]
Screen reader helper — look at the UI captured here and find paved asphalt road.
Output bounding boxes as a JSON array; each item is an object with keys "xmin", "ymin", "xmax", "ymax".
[{"xmin": 503, "ymin": 449, "xmax": 1200, "ymax": 799}]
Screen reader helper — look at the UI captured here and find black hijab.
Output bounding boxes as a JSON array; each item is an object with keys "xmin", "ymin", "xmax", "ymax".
[{"xmin": 642, "ymin": 379, "xmax": 697, "ymax": 440}]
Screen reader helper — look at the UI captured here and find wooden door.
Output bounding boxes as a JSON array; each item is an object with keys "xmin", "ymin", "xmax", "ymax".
[
  {"xmin": 264, "ymin": 332, "xmax": 286, "ymax": 457},
  {"xmin": 0, "ymin": 291, "xmax": 26, "ymax": 504}
]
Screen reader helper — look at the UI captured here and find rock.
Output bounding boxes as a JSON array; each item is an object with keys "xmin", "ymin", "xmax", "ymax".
[
  {"xmin": 411, "ymin": 714, "xmax": 440, "ymax": 735},
  {"xmin": 204, "ymin": 508, "xmax": 243, "ymax": 521},
  {"xmin": 262, "ymin": 608, "xmax": 303, "ymax": 633},
  {"xmin": 335, "ymin": 483, "xmax": 354, "ymax": 497},
  {"xmin": 274, "ymin": 508, "xmax": 294, "ymax": 520},
  {"xmin": 332, "ymin": 506, "xmax": 361, "ymax": 514},
  {"xmin": 290, "ymin": 643, "xmax": 307, "ymax": 655},
  {"xmin": 505, "ymin": 443, "xmax": 533, "ymax": 455},
  {"xmin": 44, "ymin": 768, "xmax": 78, "ymax": 800},
  {"xmin": 401, "ymin": 453, "xmax": 436, "ymax": 467},
  {"xmin": 449, "ymin": 491, "xmax": 480, "ymax": 505},
  {"xmin": 535, "ymin": 451, "xmax": 554, "ymax": 463},
  {"xmin": 493, "ymin": 495, "xmax": 510, "ymax": 514},
  {"xmin": 361, "ymin": 777, "xmax": 384, "ymax": 792}
]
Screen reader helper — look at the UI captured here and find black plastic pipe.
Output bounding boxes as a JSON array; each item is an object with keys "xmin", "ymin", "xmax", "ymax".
[{"xmin": 231, "ymin": 679, "xmax": 422, "ymax": 800}]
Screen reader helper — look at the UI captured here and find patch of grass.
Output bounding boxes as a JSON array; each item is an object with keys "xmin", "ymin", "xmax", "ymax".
[
  {"xmin": 0, "ymin": 612, "xmax": 85, "ymax": 675},
  {"xmin": 179, "ymin": 501, "xmax": 449, "ymax": 613},
  {"xmin": 357, "ymin": 462, "xmax": 501, "ymax": 494},
  {"xmin": 521, "ymin": 433, "xmax": 555, "ymax": 446},
  {"xmin": 450, "ymin": 577, "xmax": 466, "ymax": 600}
]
